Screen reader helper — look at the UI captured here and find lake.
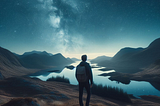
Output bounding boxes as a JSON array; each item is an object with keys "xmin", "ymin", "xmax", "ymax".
[{"xmin": 30, "ymin": 61, "xmax": 160, "ymax": 97}]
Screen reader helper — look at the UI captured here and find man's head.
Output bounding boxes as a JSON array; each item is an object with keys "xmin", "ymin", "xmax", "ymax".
[{"xmin": 81, "ymin": 55, "xmax": 87, "ymax": 62}]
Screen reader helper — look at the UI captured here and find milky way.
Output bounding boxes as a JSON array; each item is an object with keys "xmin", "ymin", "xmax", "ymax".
[{"xmin": 0, "ymin": 0, "xmax": 160, "ymax": 58}]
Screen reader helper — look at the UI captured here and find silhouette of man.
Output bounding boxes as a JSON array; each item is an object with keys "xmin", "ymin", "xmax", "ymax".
[{"xmin": 76, "ymin": 55, "xmax": 93, "ymax": 106}]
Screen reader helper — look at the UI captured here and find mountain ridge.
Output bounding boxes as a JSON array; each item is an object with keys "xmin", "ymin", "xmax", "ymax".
[
  {"xmin": 91, "ymin": 55, "xmax": 112, "ymax": 64},
  {"xmin": 23, "ymin": 50, "xmax": 53, "ymax": 56},
  {"xmin": 0, "ymin": 46, "xmax": 36, "ymax": 78},
  {"xmin": 17, "ymin": 51, "xmax": 74, "ymax": 69},
  {"xmin": 97, "ymin": 38, "xmax": 160, "ymax": 73}
]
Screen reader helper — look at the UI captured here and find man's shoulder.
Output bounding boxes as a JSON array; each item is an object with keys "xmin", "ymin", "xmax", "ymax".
[
  {"xmin": 84, "ymin": 62, "xmax": 91, "ymax": 68},
  {"xmin": 83, "ymin": 61, "xmax": 89, "ymax": 65},
  {"xmin": 86, "ymin": 62, "xmax": 90, "ymax": 65},
  {"xmin": 78, "ymin": 61, "xmax": 90, "ymax": 66}
]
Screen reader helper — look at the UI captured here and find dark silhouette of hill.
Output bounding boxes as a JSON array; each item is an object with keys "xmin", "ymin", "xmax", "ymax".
[
  {"xmin": 98, "ymin": 38, "xmax": 160, "ymax": 73},
  {"xmin": 111, "ymin": 47, "xmax": 144, "ymax": 61},
  {"xmin": 90, "ymin": 55, "xmax": 112, "ymax": 64},
  {"xmin": 0, "ymin": 46, "xmax": 34, "ymax": 78},
  {"xmin": 17, "ymin": 51, "xmax": 74, "ymax": 69},
  {"xmin": 0, "ymin": 47, "xmax": 22, "ymax": 66}
]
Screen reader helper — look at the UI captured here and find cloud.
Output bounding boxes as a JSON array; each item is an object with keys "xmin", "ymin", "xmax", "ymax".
[
  {"xmin": 49, "ymin": 15, "xmax": 61, "ymax": 28},
  {"xmin": 37, "ymin": 0, "xmax": 53, "ymax": 10}
]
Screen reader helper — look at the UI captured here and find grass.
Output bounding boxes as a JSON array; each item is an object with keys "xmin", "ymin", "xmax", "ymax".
[
  {"xmin": 91, "ymin": 83, "xmax": 132, "ymax": 103},
  {"xmin": 2, "ymin": 97, "xmax": 39, "ymax": 106},
  {"xmin": 46, "ymin": 76, "xmax": 70, "ymax": 84},
  {"xmin": 46, "ymin": 76, "xmax": 131, "ymax": 102}
]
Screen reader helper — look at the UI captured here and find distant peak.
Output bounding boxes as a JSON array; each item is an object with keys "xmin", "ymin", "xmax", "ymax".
[
  {"xmin": 42, "ymin": 51, "xmax": 47, "ymax": 53},
  {"xmin": 148, "ymin": 38, "xmax": 160, "ymax": 48},
  {"xmin": 53, "ymin": 53, "xmax": 65, "ymax": 58},
  {"xmin": 121, "ymin": 47, "xmax": 143, "ymax": 50},
  {"xmin": 55, "ymin": 53, "xmax": 63, "ymax": 56}
]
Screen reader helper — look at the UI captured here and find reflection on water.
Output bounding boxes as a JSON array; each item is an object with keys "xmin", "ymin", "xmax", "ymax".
[{"xmin": 31, "ymin": 61, "xmax": 160, "ymax": 97}]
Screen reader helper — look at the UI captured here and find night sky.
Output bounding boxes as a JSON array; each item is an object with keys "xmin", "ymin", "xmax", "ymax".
[{"xmin": 0, "ymin": 0, "xmax": 160, "ymax": 58}]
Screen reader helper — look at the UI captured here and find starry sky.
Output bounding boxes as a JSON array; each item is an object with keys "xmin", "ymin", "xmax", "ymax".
[{"xmin": 0, "ymin": 0, "xmax": 160, "ymax": 59}]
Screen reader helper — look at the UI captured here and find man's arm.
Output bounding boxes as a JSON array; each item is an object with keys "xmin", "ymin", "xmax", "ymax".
[{"xmin": 87, "ymin": 63, "xmax": 93, "ymax": 85}]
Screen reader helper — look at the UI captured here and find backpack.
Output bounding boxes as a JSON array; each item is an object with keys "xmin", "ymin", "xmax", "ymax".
[{"xmin": 76, "ymin": 65, "xmax": 87, "ymax": 82}]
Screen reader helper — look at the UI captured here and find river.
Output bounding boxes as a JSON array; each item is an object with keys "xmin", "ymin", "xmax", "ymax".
[{"xmin": 30, "ymin": 61, "xmax": 160, "ymax": 97}]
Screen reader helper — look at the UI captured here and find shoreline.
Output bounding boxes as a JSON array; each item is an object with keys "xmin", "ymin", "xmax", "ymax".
[{"xmin": 99, "ymin": 71, "xmax": 160, "ymax": 92}]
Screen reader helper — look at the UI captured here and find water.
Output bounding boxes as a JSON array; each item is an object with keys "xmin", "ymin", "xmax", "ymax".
[{"xmin": 31, "ymin": 61, "xmax": 160, "ymax": 97}]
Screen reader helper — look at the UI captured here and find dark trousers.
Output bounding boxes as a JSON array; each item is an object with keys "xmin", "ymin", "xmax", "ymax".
[{"xmin": 79, "ymin": 81, "xmax": 91, "ymax": 106}]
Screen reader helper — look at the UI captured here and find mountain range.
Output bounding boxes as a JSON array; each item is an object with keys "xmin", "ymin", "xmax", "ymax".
[
  {"xmin": 1, "ymin": 37, "xmax": 160, "ymax": 75},
  {"xmin": 22, "ymin": 51, "xmax": 53, "ymax": 56},
  {"xmin": 17, "ymin": 51, "xmax": 74, "ymax": 69},
  {"xmin": 95, "ymin": 38, "xmax": 160, "ymax": 73},
  {"xmin": 0, "ymin": 46, "xmax": 74, "ymax": 78},
  {"xmin": 0, "ymin": 46, "xmax": 35, "ymax": 78}
]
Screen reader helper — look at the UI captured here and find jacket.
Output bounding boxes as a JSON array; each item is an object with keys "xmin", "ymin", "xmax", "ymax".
[{"xmin": 77, "ymin": 61, "xmax": 93, "ymax": 84}]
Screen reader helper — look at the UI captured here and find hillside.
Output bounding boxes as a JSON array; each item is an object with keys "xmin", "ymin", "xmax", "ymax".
[
  {"xmin": 132, "ymin": 59, "xmax": 160, "ymax": 84},
  {"xmin": 0, "ymin": 47, "xmax": 160, "ymax": 106},
  {"xmin": 17, "ymin": 51, "xmax": 74, "ymax": 69},
  {"xmin": 98, "ymin": 59, "xmax": 160, "ymax": 91},
  {"xmin": 111, "ymin": 47, "xmax": 144, "ymax": 61},
  {"xmin": 1, "ymin": 77, "xmax": 160, "ymax": 106},
  {"xmin": 98, "ymin": 38, "xmax": 160, "ymax": 73},
  {"xmin": 0, "ymin": 47, "xmax": 37, "ymax": 78},
  {"xmin": 90, "ymin": 55, "xmax": 112, "ymax": 64}
]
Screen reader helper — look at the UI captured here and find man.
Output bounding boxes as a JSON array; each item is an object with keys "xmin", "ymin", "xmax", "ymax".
[{"xmin": 76, "ymin": 55, "xmax": 93, "ymax": 106}]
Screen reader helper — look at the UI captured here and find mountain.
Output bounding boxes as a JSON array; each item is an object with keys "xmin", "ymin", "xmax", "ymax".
[
  {"xmin": 23, "ymin": 50, "xmax": 53, "ymax": 56},
  {"xmin": 131, "ymin": 59, "xmax": 160, "ymax": 90},
  {"xmin": 111, "ymin": 47, "xmax": 144, "ymax": 61},
  {"xmin": 0, "ymin": 46, "xmax": 34, "ymax": 78},
  {"xmin": 133, "ymin": 59, "xmax": 160, "ymax": 81},
  {"xmin": 17, "ymin": 52, "xmax": 73, "ymax": 69},
  {"xmin": 66, "ymin": 57, "xmax": 75, "ymax": 63},
  {"xmin": 90, "ymin": 55, "xmax": 112, "ymax": 64},
  {"xmin": 0, "ymin": 47, "xmax": 21, "ymax": 67},
  {"xmin": 98, "ymin": 38, "xmax": 160, "ymax": 73}
]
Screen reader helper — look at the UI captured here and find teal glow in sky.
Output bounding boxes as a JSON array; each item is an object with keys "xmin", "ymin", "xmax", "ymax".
[{"xmin": 0, "ymin": 0, "xmax": 160, "ymax": 58}]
